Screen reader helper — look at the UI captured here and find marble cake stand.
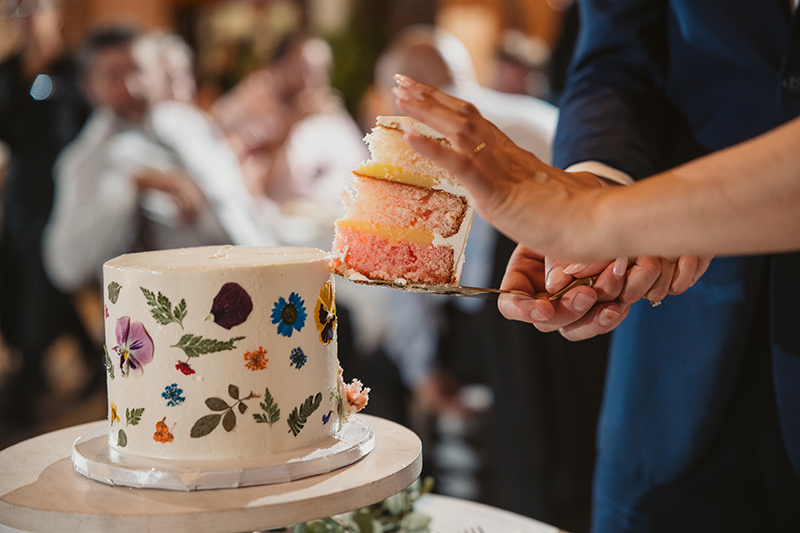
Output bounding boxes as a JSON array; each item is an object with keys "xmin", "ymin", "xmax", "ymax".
[{"xmin": 0, "ymin": 414, "xmax": 422, "ymax": 533}]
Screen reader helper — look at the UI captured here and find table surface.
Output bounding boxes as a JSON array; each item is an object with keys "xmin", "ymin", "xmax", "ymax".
[
  {"xmin": 0, "ymin": 415, "xmax": 422, "ymax": 533},
  {"xmin": 419, "ymin": 494, "xmax": 560, "ymax": 533}
]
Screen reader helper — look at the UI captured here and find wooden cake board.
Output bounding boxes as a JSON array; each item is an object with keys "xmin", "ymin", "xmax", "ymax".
[{"xmin": 0, "ymin": 414, "xmax": 422, "ymax": 533}]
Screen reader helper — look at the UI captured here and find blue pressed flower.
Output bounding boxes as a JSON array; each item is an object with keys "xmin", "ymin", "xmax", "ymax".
[
  {"xmin": 289, "ymin": 347, "xmax": 307, "ymax": 369},
  {"xmin": 161, "ymin": 383, "xmax": 185, "ymax": 407},
  {"xmin": 271, "ymin": 292, "xmax": 307, "ymax": 337},
  {"xmin": 322, "ymin": 410, "xmax": 333, "ymax": 425}
]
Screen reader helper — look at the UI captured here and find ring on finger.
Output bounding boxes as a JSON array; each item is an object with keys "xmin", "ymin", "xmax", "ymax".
[{"xmin": 468, "ymin": 141, "xmax": 487, "ymax": 159}]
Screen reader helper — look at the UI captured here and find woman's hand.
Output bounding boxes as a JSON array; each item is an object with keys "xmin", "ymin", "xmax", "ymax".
[{"xmin": 393, "ymin": 74, "xmax": 604, "ymax": 261}]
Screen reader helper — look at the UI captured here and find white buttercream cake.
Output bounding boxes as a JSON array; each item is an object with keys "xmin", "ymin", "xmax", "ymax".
[{"xmin": 102, "ymin": 245, "xmax": 368, "ymax": 461}]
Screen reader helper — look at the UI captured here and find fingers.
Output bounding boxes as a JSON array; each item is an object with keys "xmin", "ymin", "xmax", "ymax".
[{"xmin": 559, "ymin": 303, "xmax": 631, "ymax": 341}]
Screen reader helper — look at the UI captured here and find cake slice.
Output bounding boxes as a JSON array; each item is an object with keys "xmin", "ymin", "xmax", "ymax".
[{"xmin": 332, "ymin": 116, "xmax": 474, "ymax": 285}]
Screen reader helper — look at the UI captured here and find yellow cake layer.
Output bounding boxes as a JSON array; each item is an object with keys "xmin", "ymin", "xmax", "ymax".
[
  {"xmin": 355, "ymin": 161, "xmax": 439, "ymax": 188},
  {"xmin": 335, "ymin": 219, "xmax": 435, "ymax": 245}
]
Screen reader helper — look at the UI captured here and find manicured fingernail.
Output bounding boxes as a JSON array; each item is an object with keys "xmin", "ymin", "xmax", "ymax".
[
  {"xmin": 613, "ymin": 256, "xmax": 628, "ymax": 276},
  {"xmin": 392, "ymin": 85, "xmax": 424, "ymax": 102},
  {"xmin": 545, "ymin": 267, "xmax": 565, "ymax": 291},
  {"xmin": 599, "ymin": 308, "xmax": 620, "ymax": 326},
  {"xmin": 530, "ymin": 308, "xmax": 548, "ymax": 321},
  {"xmin": 393, "ymin": 73, "xmax": 415, "ymax": 87},
  {"xmin": 563, "ymin": 263, "xmax": 586, "ymax": 275},
  {"xmin": 573, "ymin": 292, "xmax": 595, "ymax": 312}
]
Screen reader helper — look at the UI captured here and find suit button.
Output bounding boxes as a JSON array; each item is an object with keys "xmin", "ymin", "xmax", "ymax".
[{"xmin": 783, "ymin": 74, "xmax": 800, "ymax": 94}]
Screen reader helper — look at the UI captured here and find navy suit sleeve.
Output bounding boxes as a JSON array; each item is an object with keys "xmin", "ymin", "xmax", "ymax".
[{"xmin": 553, "ymin": 0, "xmax": 676, "ymax": 179}]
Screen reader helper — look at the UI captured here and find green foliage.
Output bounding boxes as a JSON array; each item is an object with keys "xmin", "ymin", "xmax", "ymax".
[
  {"xmin": 192, "ymin": 386, "xmax": 260, "ymax": 438},
  {"xmin": 140, "ymin": 287, "xmax": 187, "ymax": 329},
  {"xmin": 254, "ymin": 388, "xmax": 281, "ymax": 426},
  {"xmin": 126, "ymin": 407, "xmax": 144, "ymax": 426},
  {"xmin": 292, "ymin": 477, "xmax": 434, "ymax": 532},
  {"xmin": 107, "ymin": 281, "xmax": 122, "ymax": 304},
  {"xmin": 171, "ymin": 334, "xmax": 245, "ymax": 358},
  {"xmin": 287, "ymin": 392, "xmax": 322, "ymax": 437},
  {"xmin": 103, "ymin": 345, "xmax": 114, "ymax": 379},
  {"xmin": 117, "ymin": 429, "xmax": 127, "ymax": 448}
]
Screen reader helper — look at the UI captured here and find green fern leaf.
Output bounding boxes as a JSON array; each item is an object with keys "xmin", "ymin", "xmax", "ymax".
[
  {"xmin": 126, "ymin": 407, "xmax": 145, "ymax": 426},
  {"xmin": 254, "ymin": 388, "xmax": 281, "ymax": 426},
  {"xmin": 171, "ymin": 334, "xmax": 245, "ymax": 358},
  {"xmin": 287, "ymin": 392, "xmax": 322, "ymax": 436},
  {"xmin": 140, "ymin": 287, "xmax": 186, "ymax": 328}
]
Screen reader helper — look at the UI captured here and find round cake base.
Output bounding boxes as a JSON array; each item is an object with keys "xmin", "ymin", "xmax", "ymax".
[{"xmin": 72, "ymin": 417, "xmax": 374, "ymax": 491}]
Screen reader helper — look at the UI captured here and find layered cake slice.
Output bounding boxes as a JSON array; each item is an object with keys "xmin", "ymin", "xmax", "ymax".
[{"xmin": 332, "ymin": 116, "xmax": 474, "ymax": 285}]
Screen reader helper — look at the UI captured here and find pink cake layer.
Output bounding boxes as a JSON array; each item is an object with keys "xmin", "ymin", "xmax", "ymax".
[
  {"xmin": 346, "ymin": 174, "xmax": 467, "ymax": 238},
  {"xmin": 333, "ymin": 225, "xmax": 455, "ymax": 284}
]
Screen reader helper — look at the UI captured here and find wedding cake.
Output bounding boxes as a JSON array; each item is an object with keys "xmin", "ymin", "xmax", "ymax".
[{"xmin": 102, "ymin": 245, "xmax": 368, "ymax": 461}]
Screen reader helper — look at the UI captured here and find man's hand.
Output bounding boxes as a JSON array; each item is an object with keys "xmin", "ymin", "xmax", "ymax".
[{"xmin": 498, "ymin": 244, "xmax": 711, "ymax": 341}]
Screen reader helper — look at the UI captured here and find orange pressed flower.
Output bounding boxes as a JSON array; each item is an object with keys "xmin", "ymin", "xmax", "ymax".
[
  {"xmin": 153, "ymin": 417, "xmax": 175, "ymax": 443},
  {"xmin": 244, "ymin": 346, "xmax": 268, "ymax": 371}
]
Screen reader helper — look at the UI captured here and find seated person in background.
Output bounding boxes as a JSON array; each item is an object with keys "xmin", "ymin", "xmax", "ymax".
[
  {"xmin": 212, "ymin": 32, "xmax": 367, "ymax": 225},
  {"xmin": 43, "ymin": 25, "xmax": 277, "ymax": 293}
]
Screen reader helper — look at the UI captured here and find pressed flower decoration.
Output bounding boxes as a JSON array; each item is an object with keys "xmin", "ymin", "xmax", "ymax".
[
  {"xmin": 290, "ymin": 347, "xmax": 307, "ymax": 369},
  {"xmin": 244, "ymin": 346, "xmax": 269, "ymax": 371},
  {"xmin": 114, "ymin": 316, "xmax": 154, "ymax": 377},
  {"xmin": 210, "ymin": 282, "xmax": 253, "ymax": 329},
  {"xmin": 154, "ymin": 417, "xmax": 176, "ymax": 443},
  {"xmin": 161, "ymin": 383, "xmax": 186, "ymax": 407},
  {"xmin": 314, "ymin": 281, "xmax": 337, "ymax": 345},
  {"xmin": 271, "ymin": 292, "xmax": 307, "ymax": 337},
  {"xmin": 175, "ymin": 361, "xmax": 196, "ymax": 375},
  {"xmin": 110, "ymin": 401, "xmax": 120, "ymax": 425}
]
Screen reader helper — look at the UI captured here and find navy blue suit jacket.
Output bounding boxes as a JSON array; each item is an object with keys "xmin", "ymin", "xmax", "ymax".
[{"xmin": 553, "ymin": 0, "xmax": 800, "ymax": 529}]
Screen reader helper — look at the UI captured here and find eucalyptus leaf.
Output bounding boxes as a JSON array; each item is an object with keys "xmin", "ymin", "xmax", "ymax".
[
  {"xmin": 191, "ymin": 413, "xmax": 221, "ymax": 438},
  {"xmin": 205, "ymin": 397, "xmax": 229, "ymax": 411},
  {"xmin": 117, "ymin": 429, "xmax": 127, "ymax": 447},
  {"xmin": 228, "ymin": 384, "xmax": 240, "ymax": 399},
  {"xmin": 222, "ymin": 409, "xmax": 236, "ymax": 432}
]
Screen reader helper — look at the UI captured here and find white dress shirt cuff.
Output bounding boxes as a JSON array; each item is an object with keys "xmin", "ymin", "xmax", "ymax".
[{"xmin": 565, "ymin": 161, "xmax": 634, "ymax": 186}]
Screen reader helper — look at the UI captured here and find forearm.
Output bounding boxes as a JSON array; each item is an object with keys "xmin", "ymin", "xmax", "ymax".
[{"xmin": 592, "ymin": 117, "xmax": 800, "ymax": 258}]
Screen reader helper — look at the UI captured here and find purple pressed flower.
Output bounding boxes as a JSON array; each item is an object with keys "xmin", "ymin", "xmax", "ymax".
[
  {"xmin": 210, "ymin": 282, "xmax": 253, "ymax": 329},
  {"xmin": 114, "ymin": 316, "xmax": 155, "ymax": 377}
]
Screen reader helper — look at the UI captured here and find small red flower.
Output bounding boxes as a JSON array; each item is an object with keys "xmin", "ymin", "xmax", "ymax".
[{"xmin": 175, "ymin": 361, "xmax": 196, "ymax": 375}]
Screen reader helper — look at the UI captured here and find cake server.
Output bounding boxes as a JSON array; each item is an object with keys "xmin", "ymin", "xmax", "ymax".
[{"xmin": 343, "ymin": 258, "xmax": 636, "ymax": 301}]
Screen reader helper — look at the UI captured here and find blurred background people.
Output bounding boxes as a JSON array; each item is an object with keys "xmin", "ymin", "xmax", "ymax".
[
  {"xmin": 212, "ymin": 32, "xmax": 367, "ymax": 239},
  {"xmin": 0, "ymin": 0, "xmax": 99, "ymax": 430},
  {"xmin": 42, "ymin": 25, "xmax": 278, "ymax": 294}
]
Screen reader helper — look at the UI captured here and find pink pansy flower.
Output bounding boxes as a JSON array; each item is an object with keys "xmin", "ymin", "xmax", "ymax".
[{"xmin": 114, "ymin": 316, "xmax": 154, "ymax": 377}]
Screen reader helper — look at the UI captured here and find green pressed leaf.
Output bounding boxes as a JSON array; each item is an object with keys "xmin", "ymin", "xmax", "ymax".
[
  {"xmin": 103, "ymin": 345, "xmax": 114, "ymax": 379},
  {"xmin": 191, "ymin": 413, "xmax": 221, "ymax": 438},
  {"xmin": 287, "ymin": 392, "xmax": 322, "ymax": 437},
  {"xmin": 173, "ymin": 299, "xmax": 187, "ymax": 324},
  {"xmin": 254, "ymin": 388, "xmax": 281, "ymax": 426},
  {"xmin": 222, "ymin": 409, "xmax": 236, "ymax": 432},
  {"xmin": 140, "ymin": 287, "xmax": 186, "ymax": 329},
  {"xmin": 171, "ymin": 334, "xmax": 245, "ymax": 358},
  {"xmin": 238, "ymin": 402, "xmax": 248, "ymax": 414},
  {"xmin": 205, "ymin": 397, "xmax": 229, "ymax": 411},
  {"xmin": 228, "ymin": 384, "xmax": 240, "ymax": 399},
  {"xmin": 108, "ymin": 281, "xmax": 122, "ymax": 304},
  {"xmin": 126, "ymin": 407, "xmax": 145, "ymax": 426},
  {"xmin": 117, "ymin": 429, "xmax": 127, "ymax": 447}
]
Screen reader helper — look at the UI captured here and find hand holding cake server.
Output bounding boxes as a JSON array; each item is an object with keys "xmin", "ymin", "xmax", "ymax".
[{"xmin": 392, "ymin": 73, "xmax": 800, "ymax": 340}]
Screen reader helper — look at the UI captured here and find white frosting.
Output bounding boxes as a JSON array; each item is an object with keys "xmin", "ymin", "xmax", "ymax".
[{"xmin": 103, "ymin": 246, "xmax": 343, "ymax": 461}]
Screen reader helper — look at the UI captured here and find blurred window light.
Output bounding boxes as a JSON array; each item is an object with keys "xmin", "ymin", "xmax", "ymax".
[{"xmin": 30, "ymin": 74, "xmax": 53, "ymax": 100}]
